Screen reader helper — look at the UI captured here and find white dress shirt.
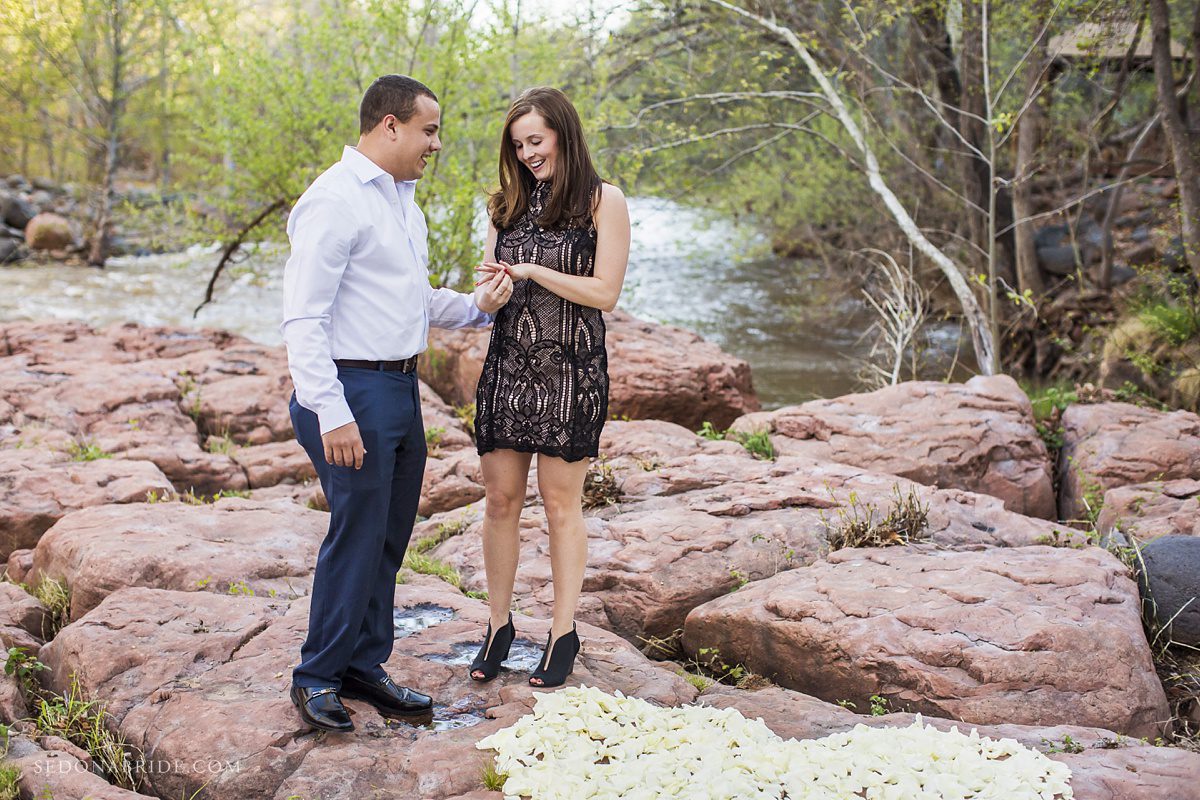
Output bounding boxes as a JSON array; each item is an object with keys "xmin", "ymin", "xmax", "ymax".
[{"xmin": 282, "ymin": 146, "xmax": 491, "ymax": 434}]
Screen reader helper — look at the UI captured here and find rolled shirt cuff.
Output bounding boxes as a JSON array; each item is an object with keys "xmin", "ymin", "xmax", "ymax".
[{"xmin": 316, "ymin": 400, "xmax": 355, "ymax": 436}]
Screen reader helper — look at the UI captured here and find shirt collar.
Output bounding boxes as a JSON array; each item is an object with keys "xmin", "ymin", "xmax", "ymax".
[{"xmin": 341, "ymin": 146, "xmax": 418, "ymax": 198}]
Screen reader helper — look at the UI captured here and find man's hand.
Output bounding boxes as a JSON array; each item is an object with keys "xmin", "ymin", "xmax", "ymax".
[
  {"xmin": 474, "ymin": 267, "xmax": 514, "ymax": 314},
  {"xmin": 322, "ymin": 421, "xmax": 366, "ymax": 469}
]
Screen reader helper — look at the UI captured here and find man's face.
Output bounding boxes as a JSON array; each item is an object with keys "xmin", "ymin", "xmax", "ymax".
[{"xmin": 388, "ymin": 95, "xmax": 442, "ymax": 181}]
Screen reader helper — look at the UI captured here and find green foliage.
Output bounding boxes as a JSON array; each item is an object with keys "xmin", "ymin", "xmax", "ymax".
[
  {"xmin": 1025, "ymin": 382, "xmax": 1077, "ymax": 451},
  {"xmin": 454, "ymin": 403, "xmax": 477, "ymax": 438},
  {"xmin": 1040, "ymin": 734, "xmax": 1084, "ymax": 754},
  {"xmin": 4, "ymin": 647, "xmax": 48, "ymax": 697},
  {"xmin": 181, "ymin": 488, "xmax": 251, "ymax": 505},
  {"xmin": 401, "ymin": 551, "xmax": 462, "ymax": 590},
  {"xmin": 696, "ymin": 421, "xmax": 725, "ymax": 441},
  {"xmin": 728, "ymin": 568, "xmax": 749, "ymax": 591},
  {"xmin": 733, "ymin": 429, "xmax": 775, "ymax": 461},
  {"xmin": 411, "ymin": 515, "xmax": 471, "ymax": 555},
  {"xmin": 424, "ymin": 426, "xmax": 446, "ymax": 451},
  {"xmin": 0, "ymin": 763, "xmax": 17, "ymax": 800},
  {"xmin": 183, "ymin": 0, "xmax": 598, "ymax": 289},
  {"xmin": 1139, "ymin": 302, "xmax": 1200, "ymax": 347},
  {"xmin": 206, "ymin": 432, "xmax": 239, "ymax": 456},
  {"xmin": 66, "ymin": 440, "xmax": 111, "ymax": 462},
  {"xmin": 868, "ymin": 695, "xmax": 890, "ymax": 717},
  {"xmin": 677, "ymin": 669, "xmax": 714, "ymax": 692}
]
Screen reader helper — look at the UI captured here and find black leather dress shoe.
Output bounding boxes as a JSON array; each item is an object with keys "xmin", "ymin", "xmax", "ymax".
[
  {"xmin": 290, "ymin": 684, "xmax": 354, "ymax": 732},
  {"xmin": 340, "ymin": 673, "xmax": 433, "ymax": 717}
]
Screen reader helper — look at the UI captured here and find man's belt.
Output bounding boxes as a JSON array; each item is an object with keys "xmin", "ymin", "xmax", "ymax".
[{"xmin": 333, "ymin": 356, "xmax": 419, "ymax": 373}]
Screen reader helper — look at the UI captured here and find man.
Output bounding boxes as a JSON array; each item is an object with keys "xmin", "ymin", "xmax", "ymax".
[{"xmin": 282, "ymin": 74, "xmax": 512, "ymax": 733}]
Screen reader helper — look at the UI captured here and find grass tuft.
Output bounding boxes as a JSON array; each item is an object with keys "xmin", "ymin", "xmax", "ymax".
[
  {"xmin": 401, "ymin": 551, "xmax": 462, "ymax": 590},
  {"xmin": 825, "ymin": 484, "xmax": 930, "ymax": 551},
  {"xmin": 481, "ymin": 760, "xmax": 507, "ymax": 791},
  {"xmin": 30, "ymin": 576, "xmax": 70, "ymax": 638}
]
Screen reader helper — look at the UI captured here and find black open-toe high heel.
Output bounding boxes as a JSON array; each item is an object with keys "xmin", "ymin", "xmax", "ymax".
[
  {"xmin": 529, "ymin": 624, "xmax": 579, "ymax": 688},
  {"xmin": 470, "ymin": 615, "xmax": 515, "ymax": 682}
]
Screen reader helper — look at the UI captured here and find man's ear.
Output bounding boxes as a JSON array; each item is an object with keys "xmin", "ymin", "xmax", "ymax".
[{"xmin": 383, "ymin": 114, "xmax": 398, "ymax": 138}]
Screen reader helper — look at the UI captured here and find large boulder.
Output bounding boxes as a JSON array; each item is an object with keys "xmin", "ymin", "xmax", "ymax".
[
  {"xmin": 0, "ymin": 448, "xmax": 174, "ymax": 559},
  {"xmin": 683, "ymin": 545, "xmax": 1169, "ymax": 738},
  {"xmin": 729, "ymin": 375, "xmax": 1055, "ymax": 519},
  {"xmin": 420, "ymin": 310, "xmax": 760, "ymax": 429},
  {"xmin": 1097, "ymin": 478, "xmax": 1200, "ymax": 543},
  {"xmin": 426, "ymin": 429, "xmax": 1078, "ymax": 642},
  {"xmin": 701, "ymin": 685, "xmax": 1200, "ymax": 800},
  {"xmin": 1138, "ymin": 535, "xmax": 1200, "ymax": 647},
  {"xmin": 1059, "ymin": 402, "xmax": 1200, "ymax": 524},
  {"xmin": 28, "ymin": 498, "xmax": 328, "ymax": 620},
  {"xmin": 38, "ymin": 582, "xmax": 696, "ymax": 800},
  {"xmin": 23, "ymin": 212, "xmax": 72, "ymax": 250}
]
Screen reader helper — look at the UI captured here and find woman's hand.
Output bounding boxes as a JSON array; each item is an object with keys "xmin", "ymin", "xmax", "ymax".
[{"xmin": 477, "ymin": 260, "xmax": 538, "ymax": 283}]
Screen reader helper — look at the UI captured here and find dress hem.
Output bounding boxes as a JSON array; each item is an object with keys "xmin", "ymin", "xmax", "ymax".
[{"xmin": 476, "ymin": 442, "xmax": 597, "ymax": 463}]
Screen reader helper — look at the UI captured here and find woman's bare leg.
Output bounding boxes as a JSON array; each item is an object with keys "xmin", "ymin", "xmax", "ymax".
[
  {"xmin": 473, "ymin": 448, "xmax": 532, "ymax": 679},
  {"xmin": 531, "ymin": 453, "xmax": 590, "ymax": 684}
]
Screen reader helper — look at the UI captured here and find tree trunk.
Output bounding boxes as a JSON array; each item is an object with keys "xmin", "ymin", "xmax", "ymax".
[
  {"xmin": 959, "ymin": 0, "xmax": 990, "ymax": 269},
  {"xmin": 1149, "ymin": 0, "xmax": 1200, "ymax": 277},
  {"xmin": 88, "ymin": 0, "xmax": 124, "ymax": 268},
  {"xmin": 1012, "ymin": 0, "xmax": 1048, "ymax": 297}
]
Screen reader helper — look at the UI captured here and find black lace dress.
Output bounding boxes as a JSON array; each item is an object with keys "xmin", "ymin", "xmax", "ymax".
[{"xmin": 475, "ymin": 181, "xmax": 608, "ymax": 462}]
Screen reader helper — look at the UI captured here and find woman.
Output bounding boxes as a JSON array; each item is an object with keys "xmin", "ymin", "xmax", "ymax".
[{"xmin": 469, "ymin": 86, "xmax": 630, "ymax": 688}]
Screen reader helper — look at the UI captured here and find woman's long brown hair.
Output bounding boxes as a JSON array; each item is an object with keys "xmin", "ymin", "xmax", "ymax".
[{"xmin": 488, "ymin": 86, "xmax": 602, "ymax": 231}]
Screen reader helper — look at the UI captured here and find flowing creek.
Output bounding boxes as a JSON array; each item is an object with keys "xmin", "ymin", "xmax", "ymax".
[{"xmin": 0, "ymin": 197, "xmax": 964, "ymax": 407}]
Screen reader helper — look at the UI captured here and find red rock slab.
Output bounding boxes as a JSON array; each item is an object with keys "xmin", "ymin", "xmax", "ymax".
[
  {"xmin": 683, "ymin": 545, "xmax": 1169, "ymax": 738},
  {"xmin": 729, "ymin": 375, "xmax": 1056, "ymax": 519},
  {"xmin": 425, "ymin": 452, "xmax": 1079, "ymax": 642},
  {"xmin": 39, "ymin": 583, "xmax": 696, "ymax": 800},
  {"xmin": 420, "ymin": 310, "xmax": 760, "ymax": 430},
  {"xmin": 1059, "ymin": 402, "xmax": 1200, "ymax": 524},
  {"xmin": 0, "ymin": 448, "xmax": 174, "ymax": 559},
  {"xmin": 1098, "ymin": 479, "xmax": 1200, "ymax": 542},
  {"xmin": 232, "ymin": 439, "xmax": 316, "ymax": 490},
  {"xmin": 700, "ymin": 685, "xmax": 1200, "ymax": 800},
  {"xmin": 0, "ymin": 581, "xmax": 50, "ymax": 652},
  {"xmin": 28, "ymin": 498, "xmax": 327, "ymax": 620}
]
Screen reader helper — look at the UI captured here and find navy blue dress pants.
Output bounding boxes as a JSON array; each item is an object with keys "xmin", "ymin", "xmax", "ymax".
[{"xmin": 290, "ymin": 366, "xmax": 426, "ymax": 689}]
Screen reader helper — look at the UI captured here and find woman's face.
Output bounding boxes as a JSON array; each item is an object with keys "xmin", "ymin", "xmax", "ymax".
[{"xmin": 510, "ymin": 112, "xmax": 558, "ymax": 181}]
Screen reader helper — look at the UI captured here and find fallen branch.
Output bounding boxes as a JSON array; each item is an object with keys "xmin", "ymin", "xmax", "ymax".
[{"xmin": 193, "ymin": 198, "xmax": 288, "ymax": 318}]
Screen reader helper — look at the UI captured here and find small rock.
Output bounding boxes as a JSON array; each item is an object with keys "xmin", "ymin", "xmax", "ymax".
[{"xmin": 1139, "ymin": 535, "xmax": 1200, "ymax": 646}]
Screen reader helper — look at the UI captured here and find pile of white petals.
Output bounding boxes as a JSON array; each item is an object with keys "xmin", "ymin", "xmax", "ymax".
[{"xmin": 476, "ymin": 686, "xmax": 1073, "ymax": 800}]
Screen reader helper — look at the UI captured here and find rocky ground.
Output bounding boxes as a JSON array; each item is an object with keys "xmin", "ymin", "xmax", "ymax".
[{"xmin": 0, "ymin": 319, "xmax": 1198, "ymax": 799}]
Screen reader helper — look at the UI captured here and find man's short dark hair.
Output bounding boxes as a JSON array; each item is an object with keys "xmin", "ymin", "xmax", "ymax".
[{"xmin": 359, "ymin": 75, "xmax": 438, "ymax": 135}]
